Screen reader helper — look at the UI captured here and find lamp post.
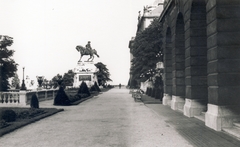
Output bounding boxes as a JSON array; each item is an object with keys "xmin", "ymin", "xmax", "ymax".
[{"xmin": 20, "ymin": 67, "xmax": 26, "ymax": 90}]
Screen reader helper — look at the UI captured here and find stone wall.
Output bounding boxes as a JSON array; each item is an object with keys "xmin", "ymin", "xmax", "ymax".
[{"xmin": 160, "ymin": 0, "xmax": 240, "ymax": 131}]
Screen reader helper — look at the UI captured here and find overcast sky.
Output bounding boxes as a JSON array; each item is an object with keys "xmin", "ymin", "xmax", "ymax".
[{"xmin": 0, "ymin": 0, "xmax": 155, "ymax": 85}]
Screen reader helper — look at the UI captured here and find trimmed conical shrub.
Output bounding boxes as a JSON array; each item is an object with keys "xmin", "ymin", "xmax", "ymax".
[
  {"xmin": 146, "ymin": 87, "xmax": 149, "ymax": 95},
  {"xmin": 148, "ymin": 88, "xmax": 152, "ymax": 96},
  {"xmin": 30, "ymin": 94, "xmax": 39, "ymax": 108},
  {"xmin": 151, "ymin": 88, "xmax": 155, "ymax": 97},
  {"xmin": 90, "ymin": 84, "xmax": 97, "ymax": 91},
  {"xmin": 94, "ymin": 82, "xmax": 101, "ymax": 92},
  {"xmin": 54, "ymin": 87, "xmax": 70, "ymax": 106},
  {"xmin": 78, "ymin": 81, "xmax": 90, "ymax": 96},
  {"xmin": 155, "ymin": 89, "xmax": 161, "ymax": 99}
]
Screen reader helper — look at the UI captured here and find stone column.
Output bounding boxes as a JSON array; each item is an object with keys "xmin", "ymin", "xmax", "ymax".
[{"xmin": 205, "ymin": 0, "xmax": 240, "ymax": 131}]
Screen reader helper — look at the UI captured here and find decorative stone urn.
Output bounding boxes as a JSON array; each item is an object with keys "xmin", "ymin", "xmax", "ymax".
[{"xmin": 36, "ymin": 76, "xmax": 44, "ymax": 90}]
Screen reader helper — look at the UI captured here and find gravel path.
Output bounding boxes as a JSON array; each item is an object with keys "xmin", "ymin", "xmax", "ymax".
[{"xmin": 0, "ymin": 88, "xmax": 193, "ymax": 147}]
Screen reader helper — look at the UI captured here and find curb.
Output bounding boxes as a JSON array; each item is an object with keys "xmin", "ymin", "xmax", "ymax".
[{"xmin": 0, "ymin": 108, "xmax": 64, "ymax": 137}]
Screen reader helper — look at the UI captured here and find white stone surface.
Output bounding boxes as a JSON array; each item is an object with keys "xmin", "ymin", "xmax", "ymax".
[
  {"xmin": 205, "ymin": 104, "xmax": 240, "ymax": 131},
  {"xmin": 184, "ymin": 99, "xmax": 207, "ymax": 117},
  {"xmin": 73, "ymin": 61, "xmax": 98, "ymax": 88},
  {"xmin": 162, "ymin": 93, "xmax": 171, "ymax": 106},
  {"xmin": 171, "ymin": 95, "xmax": 185, "ymax": 111}
]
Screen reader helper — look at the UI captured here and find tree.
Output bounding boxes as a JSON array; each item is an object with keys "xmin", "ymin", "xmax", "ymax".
[
  {"xmin": 11, "ymin": 72, "xmax": 20, "ymax": 89},
  {"xmin": 0, "ymin": 35, "xmax": 18, "ymax": 91},
  {"xmin": 130, "ymin": 19, "xmax": 163, "ymax": 87},
  {"xmin": 62, "ymin": 70, "xmax": 74, "ymax": 87},
  {"xmin": 42, "ymin": 79, "xmax": 49, "ymax": 89},
  {"xmin": 94, "ymin": 62, "xmax": 112, "ymax": 86},
  {"xmin": 51, "ymin": 74, "xmax": 62, "ymax": 88}
]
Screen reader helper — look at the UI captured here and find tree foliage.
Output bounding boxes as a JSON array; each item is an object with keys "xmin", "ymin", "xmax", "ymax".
[
  {"xmin": 51, "ymin": 74, "xmax": 62, "ymax": 88},
  {"xmin": 50, "ymin": 70, "xmax": 74, "ymax": 89},
  {"xmin": 62, "ymin": 70, "xmax": 74, "ymax": 86},
  {"xmin": 94, "ymin": 62, "xmax": 112, "ymax": 86},
  {"xmin": 11, "ymin": 72, "xmax": 20, "ymax": 89},
  {"xmin": 130, "ymin": 19, "xmax": 163, "ymax": 85},
  {"xmin": 0, "ymin": 35, "xmax": 18, "ymax": 91}
]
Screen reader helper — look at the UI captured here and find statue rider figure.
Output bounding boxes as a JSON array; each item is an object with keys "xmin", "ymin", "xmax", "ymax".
[{"xmin": 85, "ymin": 41, "xmax": 93, "ymax": 53}]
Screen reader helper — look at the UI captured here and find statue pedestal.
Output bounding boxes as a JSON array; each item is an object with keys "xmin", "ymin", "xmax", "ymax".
[{"xmin": 73, "ymin": 61, "xmax": 99, "ymax": 88}]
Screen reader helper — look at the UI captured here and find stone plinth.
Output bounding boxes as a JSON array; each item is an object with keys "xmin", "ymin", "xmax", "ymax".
[
  {"xmin": 171, "ymin": 95, "xmax": 185, "ymax": 111},
  {"xmin": 205, "ymin": 104, "xmax": 240, "ymax": 131},
  {"xmin": 73, "ymin": 61, "xmax": 98, "ymax": 88},
  {"xmin": 184, "ymin": 99, "xmax": 207, "ymax": 117},
  {"xmin": 163, "ymin": 93, "xmax": 171, "ymax": 106}
]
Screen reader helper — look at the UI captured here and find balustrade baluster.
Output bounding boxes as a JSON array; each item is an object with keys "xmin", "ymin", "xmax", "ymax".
[
  {"xmin": 9, "ymin": 94, "xmax": 13, "ymax": 103},
  {"xmin": 13, "ymin": 93, "xmax": 16, "ymax": 103},
  {"xmin": 6, "ymin": 94, "xmax": 8, "ymax": 103},
  {"xmin": 13, "ymin": 93, "xmax": 18, "ymax": 103},
  {"xmin": 0, "ymin": 93, "xmax": 3, "ymax": 103},
  {"xmin": 3, "ymin": 93, "xmax": 6, "ymax": 104}
]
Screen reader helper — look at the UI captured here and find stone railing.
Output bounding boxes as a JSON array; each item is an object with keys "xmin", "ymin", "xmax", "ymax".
[{"xmin": 0, "ymin": 89, "xmax": 58, "ymax": 107}]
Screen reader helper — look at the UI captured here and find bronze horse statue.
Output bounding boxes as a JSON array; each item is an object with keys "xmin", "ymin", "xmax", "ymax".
[{"xmin": 76, "ymin": 45, "xmax": 99, "ymax": 62}]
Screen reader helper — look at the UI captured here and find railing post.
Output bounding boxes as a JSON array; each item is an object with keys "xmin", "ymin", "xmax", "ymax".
[
  {"xmin": 53, "ymin": 89, "xmax": 56, "ymax": 99},
  {"xmin": 36, "ymin": 90, "xmax": 39, "ymax": 99},
  {"xmin": 45, "ymin": 90, "xmax": 48, "ymax": 100},
  {"xmin": 19, "ymin": 91, "xmax": 27, "ymax": 106}
]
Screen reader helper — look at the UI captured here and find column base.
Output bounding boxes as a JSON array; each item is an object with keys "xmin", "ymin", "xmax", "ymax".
[
  {"xmin": 183, "ymin": 99, "xmax": 207, "ymax": 117},
  {"xmin": 205, "ymin": 104, "xmax": 240, "ymax": 131},
  {"xmin": 163, "ymin": 93, "xmax": 171, "ymax": 106},
  {"xmin": 171, "ymin": 95, "xmax": 185, "ymax": 111}
]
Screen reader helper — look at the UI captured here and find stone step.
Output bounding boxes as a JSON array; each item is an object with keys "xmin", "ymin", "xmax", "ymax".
[
  {"xmin": 222, "ymin": 126, "xmax": 240, "ymax": 140},
  {"xmin": 194, "ymin": 112, "xmax": 206, "ymax": 122},
  {"xmin": 177, "ymin": 108, "xmax": 183, "ymax": 113},
  {"xmin": 233, "ymin": 122, "xmax": 240, "ymax": 128}
]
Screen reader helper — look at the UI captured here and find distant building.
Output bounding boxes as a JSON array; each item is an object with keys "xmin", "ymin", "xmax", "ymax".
[
  {"xmin": 137, "ymin": 0, "xmax": 164, "ymax": 32},
  {"xmin": 128, "ymin": 0, "xmax": 164, "ymax": 87}
]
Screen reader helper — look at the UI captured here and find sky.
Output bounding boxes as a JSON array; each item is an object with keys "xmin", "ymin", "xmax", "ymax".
[{"xmin": 0, "ymin": 0, "xmax": 156, "ymax": 85}]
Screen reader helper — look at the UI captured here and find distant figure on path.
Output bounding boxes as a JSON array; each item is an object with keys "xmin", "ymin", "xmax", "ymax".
[{"xmin": 119, "ymin": 83, "xmax": 121, "ymax": 89}]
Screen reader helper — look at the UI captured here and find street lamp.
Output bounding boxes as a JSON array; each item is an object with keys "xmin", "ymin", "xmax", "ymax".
[{"xmin": 20, "ymin": 67, "xmax": 27, "ymax": 90}]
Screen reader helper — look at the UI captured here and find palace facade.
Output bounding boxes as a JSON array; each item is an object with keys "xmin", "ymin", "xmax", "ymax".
[{"xmin": 130, "ymin": 0, "xmax": 240, "ymax": 136}]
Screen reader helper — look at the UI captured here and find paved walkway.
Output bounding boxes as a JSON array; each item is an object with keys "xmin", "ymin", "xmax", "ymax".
[
  {"xmin": 141, "ymin": 94, "xmax": 240, "ymax": 147},
  {"xmin": 0, "ymin": 88, "xmax": 240, "ymax": 147}
]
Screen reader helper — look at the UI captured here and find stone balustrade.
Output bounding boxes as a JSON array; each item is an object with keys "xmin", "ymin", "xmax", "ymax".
[{"xmin": 0, "ymin": 89, "xmax": 58, "ymax": 107}]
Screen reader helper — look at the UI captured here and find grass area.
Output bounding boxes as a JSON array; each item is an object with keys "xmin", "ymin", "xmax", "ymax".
[{"xmin": 0, "ymin": 107, "xmax": 64, "ymax": 137}]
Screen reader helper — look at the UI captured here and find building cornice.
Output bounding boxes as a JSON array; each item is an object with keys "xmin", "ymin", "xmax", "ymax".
[{"xmin": 158, "ymin": 0, "xmax": 173, "ymax": 22}]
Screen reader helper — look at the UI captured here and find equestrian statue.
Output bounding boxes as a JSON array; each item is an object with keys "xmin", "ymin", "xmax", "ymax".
[{"xmin": 76, "ymin": 41, "xmax": 99, "ymax": 62}]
